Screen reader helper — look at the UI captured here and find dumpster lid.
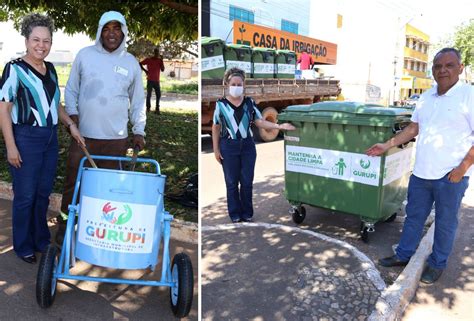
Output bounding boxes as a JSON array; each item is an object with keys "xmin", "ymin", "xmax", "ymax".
[
  {"xmin": 252, "ymin": 47, "xmax": 276, "ymax": 53},
  {"xmin": 201, "ymin": 37, "xmax": 224, "ymax": 45},
  {"xmin": 276, "ymin": 50, "xmax": 296, "ymax": 55},
  {"xmin": 279, "ymin": 101, "xmax": 412, "ymax": 126},
  {"xmin": 283, "ymin": 101, "xmax": 412, "ymax": 116},
  {"xmin": 226, "ymin": 44, "xmax": 252, "ymax": 50}
]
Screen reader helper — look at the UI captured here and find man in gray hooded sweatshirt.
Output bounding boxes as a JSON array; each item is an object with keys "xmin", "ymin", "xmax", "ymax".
[{"xmin": 56, "ymin": 11, "xmax": 146, "ymax": 243}]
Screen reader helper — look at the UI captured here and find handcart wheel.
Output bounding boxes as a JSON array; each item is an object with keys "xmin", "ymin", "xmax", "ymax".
[
  {"xmin": 360, "ymin": 222, "xmax": 369, "ymax": 243},
  {"xmin": 36, "ymin": 244, "xmax": 58, "ymax": 308},
  {"xmin": 292, "ymin": 206, "xmax": 306, "ymax": 224},
  {"xmin": 169, "ymin": 252, "xmax": 194, "ymax": 318}
]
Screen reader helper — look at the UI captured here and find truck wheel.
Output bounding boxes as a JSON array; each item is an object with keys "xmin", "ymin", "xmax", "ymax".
[{"xmin": 257, "ymin": 107, "xmax": 279, "ymax": 142}]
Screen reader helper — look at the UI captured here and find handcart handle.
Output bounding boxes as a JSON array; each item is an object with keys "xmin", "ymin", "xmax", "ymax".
[
  {"xmin": 130, "ymin": 145, "xmax": 140, "ymax": 171},
  {"xmin": 79, "ymin": 155, "xmax": 161, "ymax": 175},
  {"xmin": 79, "ymin": 144, "xmax": 98, "ymax": 168}
]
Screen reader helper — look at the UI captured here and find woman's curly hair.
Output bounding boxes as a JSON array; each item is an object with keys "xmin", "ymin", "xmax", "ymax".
[
  {"xmin": 223, "ymin": 67, "xmax": 245, "ymax": 85},
  {"xmin": 20, "ymin": 13, "xmax": 55, "ymax": 39}
]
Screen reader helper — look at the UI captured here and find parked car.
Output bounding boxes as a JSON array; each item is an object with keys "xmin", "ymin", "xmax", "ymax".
[{"xmin": 404, "ymin": 94, "xmax": 420, "ymax": 107}]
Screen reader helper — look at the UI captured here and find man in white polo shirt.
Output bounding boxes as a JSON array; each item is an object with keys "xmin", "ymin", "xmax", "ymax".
[{"xmin": 366, "ymin": 47, "xmax": 474, "ymax": 284}]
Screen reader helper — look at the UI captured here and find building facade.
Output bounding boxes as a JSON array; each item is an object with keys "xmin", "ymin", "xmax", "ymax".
[
  {"xmin": 399, "ymin": 24, "xmax": 432, "ymax": 100},
  {"xmin": 204, "ymin": 0, "xmax": 312, "ymax": 42}
]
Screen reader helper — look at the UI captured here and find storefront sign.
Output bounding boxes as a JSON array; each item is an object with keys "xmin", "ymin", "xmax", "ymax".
[{"xmin": 233, "ymin": 21, "xmax": 337, "ymax": 64}]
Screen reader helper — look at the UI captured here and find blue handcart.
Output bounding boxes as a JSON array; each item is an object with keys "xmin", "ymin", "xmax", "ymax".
[{"xmin": 36, "ymin": 155, "xmax": 194, "ymax": 318}]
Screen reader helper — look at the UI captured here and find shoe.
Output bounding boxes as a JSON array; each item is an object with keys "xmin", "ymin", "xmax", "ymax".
[
  {"xmin": 231, "ymin": 218, "xmax": 241, "ymax": 223},
  {"xmin": 20, "ymin": 254, "xmax": 36, "ymax": 264},
  {"xmin": 420, "ymin": 265, "xmax": 443, "ymax": 284},
  {"xmin": 241, "ymin": 217, "xmax": 253, "ymax": 223},
  {"xmin": 378, "ymin": 255, "xmax": 409, "ymax": 267}
]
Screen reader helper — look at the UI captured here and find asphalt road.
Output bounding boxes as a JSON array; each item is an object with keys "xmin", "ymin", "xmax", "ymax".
[{"xmin": 201, "ymin": 136, "xmax": 427, "ymax": 285}]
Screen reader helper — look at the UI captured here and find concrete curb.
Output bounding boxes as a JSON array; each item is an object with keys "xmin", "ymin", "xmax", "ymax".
[
  {"xmin": 368, "ymin": 220, "xmax": 434, "ymax": 321},
  {"xmin": 202, "ymin": 222, "xmax": 387, "ymax": 292},
  {"xmin": 0, "ymin": 181, "xmax": 197, "ymax": 244}
]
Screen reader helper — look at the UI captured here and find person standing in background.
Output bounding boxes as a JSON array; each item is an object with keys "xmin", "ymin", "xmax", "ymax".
[
  {"xmin": 297, "ymin": 47, "xmax": 314, "ymax": 70},
  {"xmin": 140, "ymin": 48, "xmax": 165, "ymax": 114}
]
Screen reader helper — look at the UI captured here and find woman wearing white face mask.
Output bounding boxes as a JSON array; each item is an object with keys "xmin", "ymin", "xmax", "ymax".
[{"xmin": 212, "ymin": 68, "xmax": 295, "ymax": 223}]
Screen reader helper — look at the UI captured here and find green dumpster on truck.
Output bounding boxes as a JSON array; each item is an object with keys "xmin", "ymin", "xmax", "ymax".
[
  {"xmin": 201, "ymin": 37, "xmax": 226, "ymax": 79},
  {"xmin": 278, "ymin": 101, "xmax": 414, "ymax": 242},
  {"xmin": 251, "ymin": 47, "xmax": 276, "ymax": 78},
  {"xmin": 275, "ymin": 50, "xmax": 297, "ymax": 79},
  {"xmin": 224, "ymin": 44, "xmax": 252, "ymax": 78}
]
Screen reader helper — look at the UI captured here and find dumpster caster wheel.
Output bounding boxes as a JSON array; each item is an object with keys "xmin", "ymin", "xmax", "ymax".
[
  {"xmin": 360, "ymin": 227, "xmax": 369, "ymax": 243},
  {"xmin": 36, "ymin": 244, "xmax": 58, "ymax": 308},
  {"xmin": 385, "ymin": 212, "xmax": 398, "ymax": 222},
  {"xmin": 170, "ymin": 252, "xmax": 194, "ymax": 318},
  {"xmin": 292, "ymin": 206, "xmax": 306, "ymax": 224},
  {"xmin": 360, "ymin": 222, "xmax": 374, "ymax": 243}
]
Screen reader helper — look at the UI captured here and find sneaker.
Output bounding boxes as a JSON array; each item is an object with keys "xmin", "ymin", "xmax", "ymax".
[
  {"xmin": 420, "ymin": 265, "xmax": 443, "ymax": 284},
  {"xmin": 241, "ymin": 217, "xmax": 253, "ymax": 223},
  {"xmin": 231, "ymin": 218, "xmax": 241, "ymax": 223}
]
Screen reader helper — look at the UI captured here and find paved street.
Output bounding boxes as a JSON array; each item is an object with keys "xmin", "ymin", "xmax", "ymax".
[
  {"xmin": 0, "ymin": 198, "xmax": 198, "ymax": 321},
  {"xmin": 201, "ymin": 136, "xmax": 473, "ymax": 320}
]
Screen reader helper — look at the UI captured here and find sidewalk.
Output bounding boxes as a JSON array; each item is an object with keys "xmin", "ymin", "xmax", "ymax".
[
  {"xmin": 0, "ymin": 198, "xmax": 198, "ymax": 321},
  {"xmin": 401, "ymin": 188, "xmax": 474, "ymax": 321}
]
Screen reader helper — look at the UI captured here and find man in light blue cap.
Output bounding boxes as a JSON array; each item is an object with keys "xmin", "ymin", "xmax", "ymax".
[{"xmin": 56, "ymin": 11, "xmax": 146, "ymax": 244}]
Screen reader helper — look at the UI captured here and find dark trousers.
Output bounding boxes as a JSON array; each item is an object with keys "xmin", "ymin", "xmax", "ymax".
[
  {"xmin": 10, "ymin": 125, "xmax": 58, "ymax": 257},
  {"xmin": 59, "ymin": 137, "xmax": 129, "ymax": 219},
  {"xmin": 146, "ymin": 80, "xmax": 161, "ymax": 112},
  {"xmin": 220, "ymin": 137, "xmax": 257, "ymax": 221}
]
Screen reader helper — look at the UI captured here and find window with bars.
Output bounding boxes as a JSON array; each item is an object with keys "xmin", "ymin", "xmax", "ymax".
[
  {"xmin": 281, "ymin": 19, "xmax": 298, "ymax": 34},
  {"xmin": 229, "ymin": 5, "xmax": 254, "ymax": 23}
]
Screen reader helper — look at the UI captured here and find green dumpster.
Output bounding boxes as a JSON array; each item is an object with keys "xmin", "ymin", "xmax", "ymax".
[
  {"xmin": 224, "ymin": 44, "xmax": 252, "ymax": 78},
  {"xmin": 251, "ymin": 47, "xmax": 276, "ymax": 78},
  {"xmin": 201, "ymin": 37, "xmax": 226, "ymax": 79},
  {"xmin": 278, "ymin": 101, "xmax": 414, "ymax": 242},
  {"xmin": 275, "ymin": 50, "xmax": 296, "ymax": 78}
]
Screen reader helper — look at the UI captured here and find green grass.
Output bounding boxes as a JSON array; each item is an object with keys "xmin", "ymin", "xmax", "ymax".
[
  {"xmin": 56, "ymin": 65, "xmax": 198, "ymax": 95},
  {"xmin": 160, "ymin": 78, "xmax": 198, "ymax": 95},
  {"xmin": 0, "ymin": 109, "xmax": 198, "ymax": 222}
]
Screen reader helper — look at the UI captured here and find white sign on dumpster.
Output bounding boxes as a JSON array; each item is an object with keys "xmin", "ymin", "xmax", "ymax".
[{"xmin": 285, "ymin": 145, "xmax": 413, "ymax": 186}]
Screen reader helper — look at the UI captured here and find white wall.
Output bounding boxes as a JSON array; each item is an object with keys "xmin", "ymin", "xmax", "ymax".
[
  {"xmin": 210, "ymin": 0, "xmax": 311, "ymax": 43},
  {"xmin": 308, "ymin": 0, "xmax": 405, "ymax": 104}
]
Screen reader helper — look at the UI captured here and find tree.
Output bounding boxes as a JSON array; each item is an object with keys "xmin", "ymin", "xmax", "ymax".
[
  {"xmin": 453, "ymin": 19, "xmax": 474, "ymax": 69},
  {"xmin": 0, "ymin": 0, "xmax": 197, "ymax": 43},
  {"xmin": 127, "ymin": 38, "xmax": 198, "ymax": 60}
]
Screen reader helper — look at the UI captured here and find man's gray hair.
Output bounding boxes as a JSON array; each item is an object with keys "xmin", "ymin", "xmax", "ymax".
[
  {"xmin": 433, "ymin": 48, "xmax": 462, "ymax": 64},
  {"xmin": 20, "ymin": 13, "xmax": 55, "ymax": 39}
]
